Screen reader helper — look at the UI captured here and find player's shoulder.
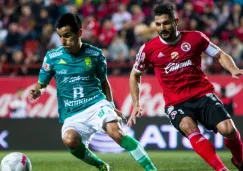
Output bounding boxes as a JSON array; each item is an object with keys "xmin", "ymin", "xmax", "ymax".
[
  {"xmin": 180, "ymin": 30, "xmax": 207, "ymax": 38},
  {"xmin": 83, "ymin": 43, "xmax": 102, "ymax": 57},
  {"xmin": 46, "ymin": 46, "xmax": 66, "ymax": 60},
  {"xmin": 142, "ymin": 36, "xmax": 161, "ymax": 52}
]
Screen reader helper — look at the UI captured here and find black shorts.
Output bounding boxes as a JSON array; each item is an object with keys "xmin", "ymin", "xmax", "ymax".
[{"xmin": 165, "ymin": 93, "xmax": 231, "ymax": 136}]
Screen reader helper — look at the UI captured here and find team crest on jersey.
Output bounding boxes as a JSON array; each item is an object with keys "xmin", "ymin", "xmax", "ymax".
[
  {"xmin": 171, "ymin": 52, "xmax": 179, "ymax": 59},
  {"xmin": 181, "ymin": 42, "xmax": 191, "ymax": 52},
  {"xmin": 84, "ymin": 57, "xmax": 92, "ymax": 70}
]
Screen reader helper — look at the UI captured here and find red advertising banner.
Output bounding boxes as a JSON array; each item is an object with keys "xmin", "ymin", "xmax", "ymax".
[{"xmin": 0, "ymin": 75, "xmax": 242, "ymax": 118}]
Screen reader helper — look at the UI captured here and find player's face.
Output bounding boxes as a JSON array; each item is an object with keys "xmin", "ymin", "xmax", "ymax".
[
  {"xmin": 155, "ymin": 14, "xmax": 178, "ymax": 41},
  {"xmin": 56, "ymin": 26, "xmax": 82, "ymax": 54}
]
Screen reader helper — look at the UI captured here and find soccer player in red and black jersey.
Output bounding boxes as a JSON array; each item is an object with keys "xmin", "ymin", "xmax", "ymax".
[{"xmin": 128, "ymin": 3, "xmax": 243, "ymax": 171}]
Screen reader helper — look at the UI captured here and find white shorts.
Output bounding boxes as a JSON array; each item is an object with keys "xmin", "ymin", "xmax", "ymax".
[{"xmin": 61, "ymin": 100, "xmax": 121, "ymax": 146}]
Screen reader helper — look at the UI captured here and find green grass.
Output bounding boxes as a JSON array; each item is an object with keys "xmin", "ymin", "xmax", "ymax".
[{"xmin": 0, "ymin": 151, "xmax": 238, "ymax": 171}]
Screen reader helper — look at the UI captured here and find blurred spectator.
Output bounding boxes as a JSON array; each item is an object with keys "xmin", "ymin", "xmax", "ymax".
[
  {"xmin": 0, "ymin": 53, "xmax": 9, "ymax": 75},
  {"xmin": 18, "ymin": 5, "xmax": 36, "ymax": 39},
  {"xmin": 0, "ymin": 0, "xmax": 242, "ymax": 76},
  {"xmin": 229, "ymin": 3, "xmax": 242, "ymax": 28},
  {"xmin": 35, "ymin": 7, "xmax": 53, "ymax": 35},
  {"xmin": 38, "ymin": 24, "xmax": 54, "ymax": 58},
  {"xmin": 108, "ymin": 35, "xmax": 129, "ymax": 62},
  {"xmin": 10, "ymin": 50, "xmax": 26, "ymax": 76},
  {"xmin": 0, "ymin": 22, "xmax": 8, "ymax": 42},
  {"xmin": 99, "ymin": 19, "xmax": 117, "ymax": 48},
  {"xmin": 9, "ymin": 87, "xmax": 29, "ymax": 119},
  {"xmin": 49, "ymin": 32, "xmax": 62, "ymax": 49},
  {"xmin": 111, "ymin": 4, "xmax": 132, "ymax": 31},
  {"xmin": 131, "ymin": 5, "xmax": 145, "ymax": 26},
  {"xmin": 219, "ymin": 87, "xmax": 234, "ymax": 117},
  {"xmin": 96, "ymin": 0, "xmax": 111, "ymax": 21},
  {"xmin": 82, "ymin": 15, "xmax": 100, "ymax": 45},
  {"xmin": 47, "ymin": 0, "xmax": 60, "ymax": 24},
  {"xmin": 5, "ymin": 23, "xmax": 22, "ymax": 55},
  {"xmin": 134, "ymin": 23, "xmax": 151, "ymax": 44},
  {"xmin": 119, "ymin": 21, "xmax": 136, "ymax": 48},
  {"xmin": 233, "ymin": 16, "xmax": 243, "ymax": 42},
  {"xmin": 80, "ymin": 0, "xmax": 95, "ymax": 18},
  {"xmin": 192, "ymin": 0, "xmax": 215, "ymax": 14},
  {"xmin": 225, "ymin": 36, "xmax": 243, "ymax": 62},
  {"xmin": 31, "ymin": 0, "xmax": 44, "ymax": 20},
  {"xmin": 217, "ymin": 4, "xmax": 230, "ymax": 27}
]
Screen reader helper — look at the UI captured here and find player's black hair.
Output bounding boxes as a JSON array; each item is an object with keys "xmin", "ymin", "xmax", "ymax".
[
  {"xmin": 55, "ymin": 13, "xmax": 82, "ymax": 33},
  {"xmin": 153, "ymin": 3, "xmax": 176, "ymax": 19}
]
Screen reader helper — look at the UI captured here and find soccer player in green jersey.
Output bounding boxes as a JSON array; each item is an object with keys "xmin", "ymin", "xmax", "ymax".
[{"xmin": 28, "ymin": 13, "xmax": 157, "ymax": 171}]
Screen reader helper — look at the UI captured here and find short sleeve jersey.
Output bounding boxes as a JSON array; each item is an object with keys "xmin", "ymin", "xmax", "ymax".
[
  {"xmin": 133, "ymin": 31, "xmax": 216, "ymax": 107},
  {"xmin": 39, "ymin": 43, "xmax": 107, "ymax": 123}
]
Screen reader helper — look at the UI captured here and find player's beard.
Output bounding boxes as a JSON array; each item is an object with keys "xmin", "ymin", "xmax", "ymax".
[
  {"xmin": 159, "ymin": 30, "xmax": 172, "ymax": 40},
  {"xmin": 159, "ymin": 27, "xmax": 177, "ymax": 41}
]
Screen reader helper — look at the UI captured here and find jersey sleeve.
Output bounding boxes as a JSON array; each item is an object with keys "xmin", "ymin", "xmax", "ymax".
[
  {"xmin": 96, "ymin": 53, "xmax": 107, "ymax": 81},
  {"xmin": 38, "ymin": 54, "xmax": 55, "ymax": 85},
  {"xmin": 199, "ymin": 31, "xmax": 210, "ymax": 51},
  {"xmin": 133, "ymin": 44, "xmax": 149, "ymax": 73},
  {"xmin": 199, "ymin": 32, "xmax": 220, "ymax": 57}
]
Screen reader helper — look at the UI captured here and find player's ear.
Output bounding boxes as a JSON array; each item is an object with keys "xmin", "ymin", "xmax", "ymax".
[
  {"xmin": 174, "ymin": 18, "xmax": 179, "ymax": 26},
  {"xmin": 78, "ymin": 29, "xmax": 82, "ymax": 37}
]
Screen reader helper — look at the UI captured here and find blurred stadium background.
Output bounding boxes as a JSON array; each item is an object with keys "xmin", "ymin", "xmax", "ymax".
[{"xmin": 0, "ymin": 0, "xmax": 243, "ymax": 170}]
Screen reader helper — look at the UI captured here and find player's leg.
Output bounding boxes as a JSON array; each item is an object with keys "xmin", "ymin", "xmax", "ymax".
[
  {"xmin": 179, "ymin": 116, "xmax": 228, "ymax": 171},
  {"xmin": 62, "ymin": 123, "xmax": 108, "ymax": 170},
  {"xmin": 203, "ymin": 93, "xmax": 243, "ymax": 170},
  {"xmin": 103, "ymin": 120, "xmax": 157, "ymax": 171},
  {"xmin": 216, "ymin": 118, "xmax": 243, "ymax": 170},
  {"xmin": 166, "ymin": 104, "xmax": 228, "ymax": 171}
]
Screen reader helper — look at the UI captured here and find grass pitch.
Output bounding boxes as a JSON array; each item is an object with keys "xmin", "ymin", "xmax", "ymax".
[{"xmin": 0, "ymin": 151, "xmax": 238, "ymax": 171}]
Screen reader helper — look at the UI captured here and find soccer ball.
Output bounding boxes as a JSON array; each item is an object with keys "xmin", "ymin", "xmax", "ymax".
[{"xmin": 0, "ymin": 152, "xmax": 32, "ymax": 171}]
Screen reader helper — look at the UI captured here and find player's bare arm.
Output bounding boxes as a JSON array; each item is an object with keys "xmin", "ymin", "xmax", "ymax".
[
  {"xmin": 28, "ymin": 83, "xmax": 47, "ymax": 101},
  {"xmin": 127, "ymin": 69, "xmax": 143, "ymax": 127},
  {"xmin": 214, "ymin": 50, "xmax": 243, "ymax": 79},
  {"xmin": 101, "ymin": 78, "xmax": 126, "ymax": 121}
]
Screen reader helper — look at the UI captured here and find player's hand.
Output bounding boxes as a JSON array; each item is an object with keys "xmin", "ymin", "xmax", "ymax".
[
  {"xmin": 127, "ymin": 106, "xmax": 143, "ymax": 127},
  {"xmin": 114, "ymin": 108, "xmax": 127, "ymax": 122},
  {"xmin": 28, "ymin": 89, "xmax": 41, "ymax": 101},
  {"xmin": 231, "ymin": 69, "xmax": 243, "ymax": 79}
]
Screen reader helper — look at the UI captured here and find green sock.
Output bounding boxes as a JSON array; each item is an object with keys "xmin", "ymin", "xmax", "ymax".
[
  {"xmin": 120, "ymin": 135, "xmax": 157, "ymax": 171},
  {"xmin": 68, "ymin": 142, "xmax": 105, "ymax": 168}
]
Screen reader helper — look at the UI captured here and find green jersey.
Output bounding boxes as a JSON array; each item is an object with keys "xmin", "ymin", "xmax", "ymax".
[{"xmin": 38, "ymin": 43, "xmax": 107, "ymax": 123}]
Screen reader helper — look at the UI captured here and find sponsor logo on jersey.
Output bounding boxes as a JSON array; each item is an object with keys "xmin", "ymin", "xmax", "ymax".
[
  {"xmin": 85, "ymin": 48, "xmax": 99, "ymax": 56},
  {"xmin": 171, "ymin": 52, "xmax": 179, "ymax": 59},
  {"xmin": 58, "ymin": 59, "xmax": 66, "ymax": 64},
  {"xmin": 64, "ymin": 94, "xmax": 99, "ymax": 107},
  {"xmin": 165, "ymin": 59, "xmax": 192, "ymax": 74},
  {"xmin": 181, "ymin": 42, "xmax": 191, "ymax": 52},
  {"xmin": 49, "ymin": 51, "xmax": 63, "ymax": 58},
  {"xmin": 56, "ymin": 69, "xmax": 67, "ymax": 75},
  {"xmin": 84, "ymin": 57, "xmax": 92, "ymax": 70},
  {"xmin": 158, "ymin": 52, "xmax": 164, "ymax": 58},
  {"xmin": 62, "ymin": 76, "xmax": 90, "ymax": 83},
  {"xmin": 42, "ymin": 63, "xmax": 50, "ymax": 71},
  {"xmin": 171, "ymin": 111, "xmax": 177, "ymax": 120}
]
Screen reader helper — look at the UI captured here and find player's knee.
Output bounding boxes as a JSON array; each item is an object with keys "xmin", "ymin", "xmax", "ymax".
[
  {"xmin": 179, "ymin": 118, "xmax": 198, "ymax": 135},
  {"xmin": 108, "ymin": 129, "xmax": 125, "ymax": 144},
  {"xmin": 217, "ymin": 119, "xmax": 236, "ymax": 138},
  {"xmin": 62, "ymin": 130, "xmax": 81, "ymax": 149}
]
